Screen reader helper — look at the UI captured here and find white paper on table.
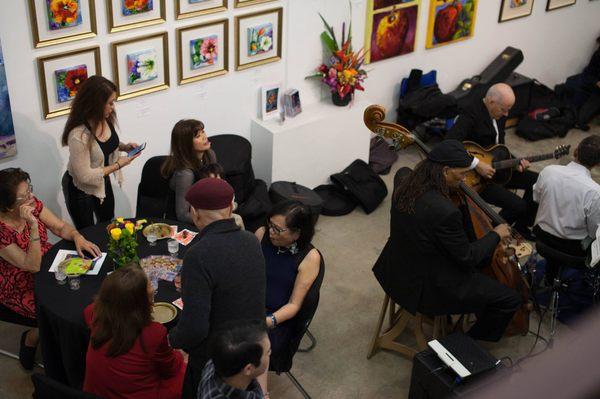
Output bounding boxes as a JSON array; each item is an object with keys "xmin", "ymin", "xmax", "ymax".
[{"xmin": 48, "ymin": 250, "xmax": 107, "ymax": 275}]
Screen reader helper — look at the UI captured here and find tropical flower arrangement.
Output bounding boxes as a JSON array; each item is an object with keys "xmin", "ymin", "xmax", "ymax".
[
  {"xmin": 107, "ymin": 218, "xmax": 146, "ymax": 269},
  {"xmin": 307, "ymin": 14, "xmax": 367, "ymax": 105}
]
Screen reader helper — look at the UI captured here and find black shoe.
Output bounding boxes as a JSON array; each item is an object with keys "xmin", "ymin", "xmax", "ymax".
[
  {"xmin": 514, "ymin": 223, "xmax": 536, "ymax": 241},
  {"xmin": 19, "ymin": 330, "xmax": 37, "ymax": 371},
  {"xmin": 576, "ymin": 123, "xmax": 590, "ymax": 132}
]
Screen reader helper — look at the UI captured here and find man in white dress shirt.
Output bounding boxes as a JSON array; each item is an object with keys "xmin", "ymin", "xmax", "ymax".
[{"xmin": 533, "ymin": 135, "xmax": 600, "ymax": 278}]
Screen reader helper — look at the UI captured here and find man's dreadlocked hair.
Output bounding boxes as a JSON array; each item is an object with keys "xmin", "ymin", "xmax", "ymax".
[{"xmin": 394, "ymin": 159, "xmax": 450, "ymax": 214}]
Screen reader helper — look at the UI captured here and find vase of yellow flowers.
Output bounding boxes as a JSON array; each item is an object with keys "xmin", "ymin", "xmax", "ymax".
[
  {"xmin": 307, "ymin": 12, "xmax": 367, "ymax": 107},
  {"xmin": 107, "ymin": 218, "xmax": 146, "ymax": 270}
]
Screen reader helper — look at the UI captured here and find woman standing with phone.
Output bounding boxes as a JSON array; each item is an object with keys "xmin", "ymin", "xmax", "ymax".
[{"xmin": 61, "ymin": 76, "xmax": 141, "ymax": 229}]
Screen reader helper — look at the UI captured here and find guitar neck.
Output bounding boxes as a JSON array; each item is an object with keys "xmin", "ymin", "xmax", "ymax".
[{"xmin": 493, "ymin": 153, "xmax": 556, "ymax": 170}]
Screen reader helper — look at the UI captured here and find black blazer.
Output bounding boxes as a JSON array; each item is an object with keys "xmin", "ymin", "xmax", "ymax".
[
  {"xmin": 446, "ymin": 98, "xmax": 506, "ymax": 147},
  {"xmin": 372, "ymin": 190, "xmax": 500, "ymax": 315}
]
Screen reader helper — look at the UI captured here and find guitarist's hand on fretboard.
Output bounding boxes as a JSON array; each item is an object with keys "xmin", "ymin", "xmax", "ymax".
[{"xmin": 517, "ymin": 159, "xmax": 531, "ymax": 173}]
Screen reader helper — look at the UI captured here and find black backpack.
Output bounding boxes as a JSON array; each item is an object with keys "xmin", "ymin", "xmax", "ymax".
[{"xmin": 330, "ymin": 160, "xmax": 388, "ymax": 214}]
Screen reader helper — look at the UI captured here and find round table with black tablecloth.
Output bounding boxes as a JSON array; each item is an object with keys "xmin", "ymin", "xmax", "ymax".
[{"xmin": 35, "ymin": 219, "xmax": 197, "ymax": 388}]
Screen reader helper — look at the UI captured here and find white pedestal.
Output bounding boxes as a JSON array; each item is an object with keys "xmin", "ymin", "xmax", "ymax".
[{"xmin": 251, "ymin": 98, "xmax": 371, "ymax": 189}]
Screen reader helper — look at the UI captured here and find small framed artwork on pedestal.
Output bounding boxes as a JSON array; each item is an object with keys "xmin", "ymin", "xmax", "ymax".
[
  {"xmin": 37, "ymin": 46, "xmax": 101, "ymax": 119},
  {"xmin": 261, "ymin": 83, "xmax": 281, "ymax": 120},
  {"xmin": 499, "ymin": 0, "xmax": 535, "ymax": 22},
  {"xmin": 546, "ymin": 0, "xmax": 576, "ymax": 10},
  {"xmin": 111, "ymin": 32, "xmax": 169, "ymax": 101},
  {"xmin": 284, "ymin": 89, "xmax": 301, "ymax": 117}
]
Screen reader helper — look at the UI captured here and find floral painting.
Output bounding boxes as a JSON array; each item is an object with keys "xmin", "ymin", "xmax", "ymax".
[
  {"xmin": 46, "ymin": 0, "xmax": 83, "ymax": 31},
  {"xmin": 190, "ymin": 35, "xmax": 218, "ymax": 69},
  {"xmin": 510, "ymin": 0, "xmax": 528, "ymax": 7},
  {"xmin": 127, "ymin": 49, "xmax": 158, "ymax": 85},
  {"xmin": 247, "ymin": 23, "xmax": 273, "ymax": 57},
  {"xmin": 54, "ymin": 64, "xmax": 88, "ymax": 103},
  {"xmin": 0, "ymin": 39, "xmax": 16, "ymax": 159},
  {"xmin": 265, "ymin": 87, "xmax": 278, "ymax": 113},
  {"xmin": 122, "ymin": 0, "xmax": 154, "ymax": 15},
  {"xmin": 426, "ymin": 0, "xmax": 478, "ymax": 48},
  {"xmin": 368, "ymin": 5, "xmax": 418, "ymax": 63}
]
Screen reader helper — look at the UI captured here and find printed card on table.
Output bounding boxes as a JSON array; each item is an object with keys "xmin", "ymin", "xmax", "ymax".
[
  {"xmin": 49, "ymin": 250, "xmax": 107, "ymax": 275},
  {"xmin": 173, "ymin": 229, "xmax": 197, "ymax": 246}
]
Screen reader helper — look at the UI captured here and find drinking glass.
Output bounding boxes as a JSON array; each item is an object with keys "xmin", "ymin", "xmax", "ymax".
[
  {"xmin": 68, "ymin": 275, "xmax": 80, "ymax": 290},
  {"xmin": 55, "ymin": 267, "xmax": 67, "ymax": 285},
  {"xmin": 147, "ymin": 232, "xmax": 158, "ymax": 246},
  {"xmin": 167, "ymin": 239, "xmax": 179, "ymax": 257}
]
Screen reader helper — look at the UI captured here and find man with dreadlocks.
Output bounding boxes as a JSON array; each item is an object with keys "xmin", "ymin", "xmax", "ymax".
[{"xmin": 373, "ymin": 140, "xmax": 521, "ymax": 342}]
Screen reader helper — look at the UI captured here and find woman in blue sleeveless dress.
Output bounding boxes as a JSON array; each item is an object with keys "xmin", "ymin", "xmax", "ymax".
[{"xmin": 254, "ymin": 200, "xmax": 321, "ymax": 396}]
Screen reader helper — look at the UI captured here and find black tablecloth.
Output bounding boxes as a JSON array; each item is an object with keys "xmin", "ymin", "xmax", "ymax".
[{"xmin": 35, "ymin": 219, "xmax": 197, "ymax": 388}]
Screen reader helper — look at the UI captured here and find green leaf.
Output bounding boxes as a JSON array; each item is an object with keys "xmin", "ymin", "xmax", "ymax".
[
  {"xmin": 320, "ymin": 31, "xmax": 337, "ymax": 53},
  {"xmin": 318, "ymin": 13, "xmax": 339, "ymax": 51}
]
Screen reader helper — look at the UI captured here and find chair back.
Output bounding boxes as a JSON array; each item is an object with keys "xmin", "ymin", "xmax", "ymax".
[
  {"xmin": 135, "ymin": 156, "xmax": 173, "ymax": 218},
  {"xmin": 209, "ymin": 134, "xmax": 255, "ymax": 203},
  {"xmin": 31, "ymin": 373, "xmax": 102, "ymax": 399},
  {"xmin": 0, "ymin": 303, "xmax": 36, "ymax": 327},
  {"xmin": 536, "ymin": 240, "xmax": 587, "ymax": 269},
  {"xmin": 270, "ymin": 250, "xmax": 325, "ymax": 373}
]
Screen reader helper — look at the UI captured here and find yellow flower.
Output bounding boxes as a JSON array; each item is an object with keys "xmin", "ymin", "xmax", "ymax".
[
  {"xmin": 110, "ymin": 228, "xmax": 122, "ymax": 241},
  {"xmin": 125, "ymin": 222, "xmax": 135, "ymax": 234},
  {"xmin": 116, "ymin": 217, "xmax": 125, "ymax": 223}
]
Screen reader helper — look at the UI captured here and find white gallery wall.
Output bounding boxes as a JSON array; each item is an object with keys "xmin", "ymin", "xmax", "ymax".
[{"xmin": 0, "ymin": 0, "xmax": 598, "ymax": 224}]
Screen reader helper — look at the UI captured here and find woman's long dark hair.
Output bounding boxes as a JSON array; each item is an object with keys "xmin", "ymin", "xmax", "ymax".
[
  {"xmin": 161, "ymin": 119, "xmax": 213, "ymax": 178},
  {"xmin": 61, "ymin": 75, "xmax": 117, "ymax": 146},
  {"xmin": 394, "ymin": 159, "xmax": 449, "ymax": 214},
  {"xmin": 90, "ymin": 265, "xmax": 152, "ymax": 357}
]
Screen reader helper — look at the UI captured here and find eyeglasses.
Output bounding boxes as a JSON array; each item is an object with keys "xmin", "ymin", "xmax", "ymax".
[
  {"xmin": 268, "ymin": 221, "xmax": 288, "ymax": 235},
  {"xmin": 15, "ymin": 184, "xmax": 34, "ymax": 202}
]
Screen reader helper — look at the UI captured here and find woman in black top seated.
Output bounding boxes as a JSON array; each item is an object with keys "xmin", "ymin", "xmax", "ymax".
[
  {"xmin": 160, "ymin": 119, "xmax": 217, "ymax": 223},
  {"xmin": 254, "ymin": 200, "xmax": 321, "ymax": 393}
]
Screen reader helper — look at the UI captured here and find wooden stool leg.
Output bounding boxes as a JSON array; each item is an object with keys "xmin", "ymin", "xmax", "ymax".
[
  {"xmin": 413, "ymin": 314, "xmax": 427, "ymax": 351},
  {"xmin": 367, "ymin": 295, "xmax": 390, "ymax": 359}
]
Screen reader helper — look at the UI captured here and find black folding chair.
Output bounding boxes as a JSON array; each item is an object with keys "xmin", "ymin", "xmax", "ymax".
[
  {"xmin": 0, "ymin": 303, "xmax": 38, "ymax": 366},
  {"xmin": 135, "ymin": 156, "xmax": 172, "ymax": 219}
]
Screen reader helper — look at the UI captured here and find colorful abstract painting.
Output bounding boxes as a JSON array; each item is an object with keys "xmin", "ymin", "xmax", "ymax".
[
  {"xmin": 426, "ymin": 0, "xmax": 478, "ymax": 48},
  {"xmin": 265, "ymin": 87, "xmax": 278, "ymax": 113},
  {"xmin": 46, "ymin": 0, "xmax": 83, "ymax": 31},
  {"xmin": 54, "ymin": 64, "xmax": 88, "ymax": 103},
  {"xmin": 247, "ymin": 23, "xmax": 273, "ymax": 57},
  {"xmin": 0, "ymin": 39, "xmax": 16, "ymax": 159},
  {"xmin": 127, "ymin": 49, "xmax": 158, "ymax": 85},
  {"xmin": 122, "ymin": 0, "xmax": 154, "ymax": 16},
  {"xmin": 190, "ymin": 35, "xmax": 218, "ymax": 70},
  {"xmin": 368, "ymin": 5, "xmax": 418, "ymax": 63},
  {"xmin": 510, "ymin": 0, "xmax": 528, "ymax": 7}
]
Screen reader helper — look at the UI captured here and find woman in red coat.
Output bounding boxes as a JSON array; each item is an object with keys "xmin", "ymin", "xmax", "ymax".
[{"xmin": 83, "ymin": 265, "xmax": 186, "ymax": 399}]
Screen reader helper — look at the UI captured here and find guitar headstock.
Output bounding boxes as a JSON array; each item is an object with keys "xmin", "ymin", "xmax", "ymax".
[
  {"xmin": 554, "ymin": 144, "xmax": 571, "ymax": 159},
  {"xmin": 364, "ymin": 105, "xmax": 415, "ymax": 150}
]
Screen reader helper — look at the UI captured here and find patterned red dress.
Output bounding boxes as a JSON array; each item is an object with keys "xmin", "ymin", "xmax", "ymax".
[{"xmin": 0, "ymin": 197, "xmax": 52, "ymax": 319}]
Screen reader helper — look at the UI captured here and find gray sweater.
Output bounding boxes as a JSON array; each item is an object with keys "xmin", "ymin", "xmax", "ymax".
[{"xmin": 169, "ymin": 218, "xmax": 265, "ymax": 370}]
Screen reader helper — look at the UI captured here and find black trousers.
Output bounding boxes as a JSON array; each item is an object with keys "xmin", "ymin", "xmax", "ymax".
[
  {"xmin": 62, "ymin": 171, "xmax": 114, "ymax": 230},
  {"xmin": 578, "ymin": 91, "xmax": 600, "ymax": 126},
  {"xmin": 533, "ymin": 226, "xmax": 587, "ymax": 282},
  {"xmin": 480, "ymin": 169, "xmax": 538, "ymax": 227}
]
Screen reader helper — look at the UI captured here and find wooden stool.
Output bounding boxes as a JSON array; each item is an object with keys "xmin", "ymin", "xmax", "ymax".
[{"xmin": 366, "ymin": 294, "xmax": 450, "ymax": 360}]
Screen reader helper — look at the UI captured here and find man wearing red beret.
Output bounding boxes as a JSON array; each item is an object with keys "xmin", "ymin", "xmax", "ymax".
[{"xmin": 168, "ymin": 178, "xmax": 266, "ymax": 398}]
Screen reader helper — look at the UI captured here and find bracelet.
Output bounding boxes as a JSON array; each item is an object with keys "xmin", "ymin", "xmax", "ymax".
[
  {"xmin": 115, "ymin": 161, "xmax": 121, "ymax": 170},
  {"xmin": 268, "ymin": 313, "xmax": 277, "ymax": 329},
  {"xmin": 30, "ymin": 236, "xmax": 40, "ymax": 242}
]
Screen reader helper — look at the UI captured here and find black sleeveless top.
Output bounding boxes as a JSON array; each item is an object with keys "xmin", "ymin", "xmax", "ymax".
[{"xmin": 90, "ymin": 121, "xmax": 119, "ymax": 167}]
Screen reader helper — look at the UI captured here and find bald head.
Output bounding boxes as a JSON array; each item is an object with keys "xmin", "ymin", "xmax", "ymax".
[{"xmin": 484, "ymin": 83, "xmax": 515, "ymax": 120}]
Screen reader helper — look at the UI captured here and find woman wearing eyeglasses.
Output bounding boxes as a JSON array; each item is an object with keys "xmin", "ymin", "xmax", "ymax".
[
  {"xmin": 61, "ymin": 75, "xmax": 141, "ymax": 230},
  {"xmin": 0, "ymin": 168, "xmax": 100, "ymax": 370},
  {"xmin": 253, "ymin": 200, "xmax": 321, "ymax": 394}
]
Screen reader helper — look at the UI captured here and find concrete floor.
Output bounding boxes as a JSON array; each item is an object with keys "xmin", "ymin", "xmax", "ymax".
[{"xmin": 0, "ymin": 123, "xmax": 598, "ymax": 398}]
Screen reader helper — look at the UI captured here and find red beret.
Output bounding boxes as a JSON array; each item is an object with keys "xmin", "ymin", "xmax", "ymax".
[{"xmin": 185, "ymin": 178, "xmax": 234, "ymax": 210}]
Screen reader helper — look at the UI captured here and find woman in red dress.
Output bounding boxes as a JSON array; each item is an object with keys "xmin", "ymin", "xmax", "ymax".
[
  {"xmin": 0, "ymin": 168, "xmax": 100, "ymax": 370},
  {"xmin": 84, "ymin": 265, "xmax": 186, "ymax": 399}
]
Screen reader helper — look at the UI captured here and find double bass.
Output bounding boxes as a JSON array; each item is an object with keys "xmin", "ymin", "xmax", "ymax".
[{"xmin": 364, "ymin": 104, "xmax": 531, "ymax": 336}]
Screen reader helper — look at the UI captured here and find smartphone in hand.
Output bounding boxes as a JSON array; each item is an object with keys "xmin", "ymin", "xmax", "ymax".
[{"xmin": 127, "ymin": 142, "xmax": 146, "ymax": 157}]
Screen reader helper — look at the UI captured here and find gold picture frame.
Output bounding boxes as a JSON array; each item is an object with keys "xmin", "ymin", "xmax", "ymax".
[
  {"xmin": 425, "ymin": 0, "xmax": 478, "ymax": 49},
  {"xmin": 111, "ymin": 32, "xmax": 169, "ymax": 101},
  {"xmin": 499, "ymin": 0, "xmax": 535, "ymax": 22},
  {"xmin": 234, "ymin": 0, "xmax": 278, "ymax": 8},
  {"xmin": 107, "ymin": 0, "xmax": 166, "ymax": 33},
  {"xmin": 235, "ymin": 7, "xmax": 283, "ymax": 71},
  {"xmin": 546, "ymin": 0, "xmax": 576, "ymax": 10},
  {"xmin": 37, "ymin": 46, "xmax": 101, "ymax": 119},
  {"xmin": 177, "ymin": 19, "xmax": 229, "ymax": 85},
  {"xmin": 28, "ymin": 0, "xmax": 97, "ymax": 48},
  {"xmin": 176, "ymin": 0, "xmax": 227, "ymax": 20}
]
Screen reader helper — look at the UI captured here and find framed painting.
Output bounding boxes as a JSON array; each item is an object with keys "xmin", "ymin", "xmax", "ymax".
[
  {"xmin": 107, "ymin": 0, "xmax": 166, "ymax": 33},
  {"xmin": 111, "ymin": 32, "xmax": 169, "ymax": 101},
  {"xmin": 499, "ymin": 0, "xmax": 534, "ymax": 22},
  {"xmin": 364, "ymin": 0, "xmax": 420, "ymax": 64},
  {"xmin": 235, "ymin": 7, "xmax": 283, "ymax": 71},
  {"xmin": 234, "ymin": 0, "xmax": 278, "ymax": 7},
  {"xmin": 177, "ymin": 19, "xmax": 229, "ymax": 85},
  {"xmin": 37, "ymin": 46, "xmax": 101, "ymax": 119},
  {"xmin": 426, "ymin": 0, "xmax": 478, "ymax": 49},
  {"xmin": 261, "ymin": 83, "xmax": 281, "ymax": 120},
  {"xmin": 546, "ymin": 0, "xmax": 576, "ymax": 10},
  {"xmin": 0, "ymin": 38, "xmax": 17, "ymax": 158},
  {"xmin": 176, "ymin": 0, "xmax": 227, "ymax": 19},
  {"xmin": 28, "ymin": 0, "xmax": 97, "ymax": 48}
]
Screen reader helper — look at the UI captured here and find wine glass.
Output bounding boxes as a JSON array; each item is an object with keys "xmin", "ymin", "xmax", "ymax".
[
  {"xmin": 147, "ymin": 232, "xmax": 157, "ymax": 247},
  {"xmin": 167, "ymin": 239, "xmax": 179, "ymax": 258},
  {"xmin": 55, "ymin": 263, "xmax": 67, "ymax": 285}
]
